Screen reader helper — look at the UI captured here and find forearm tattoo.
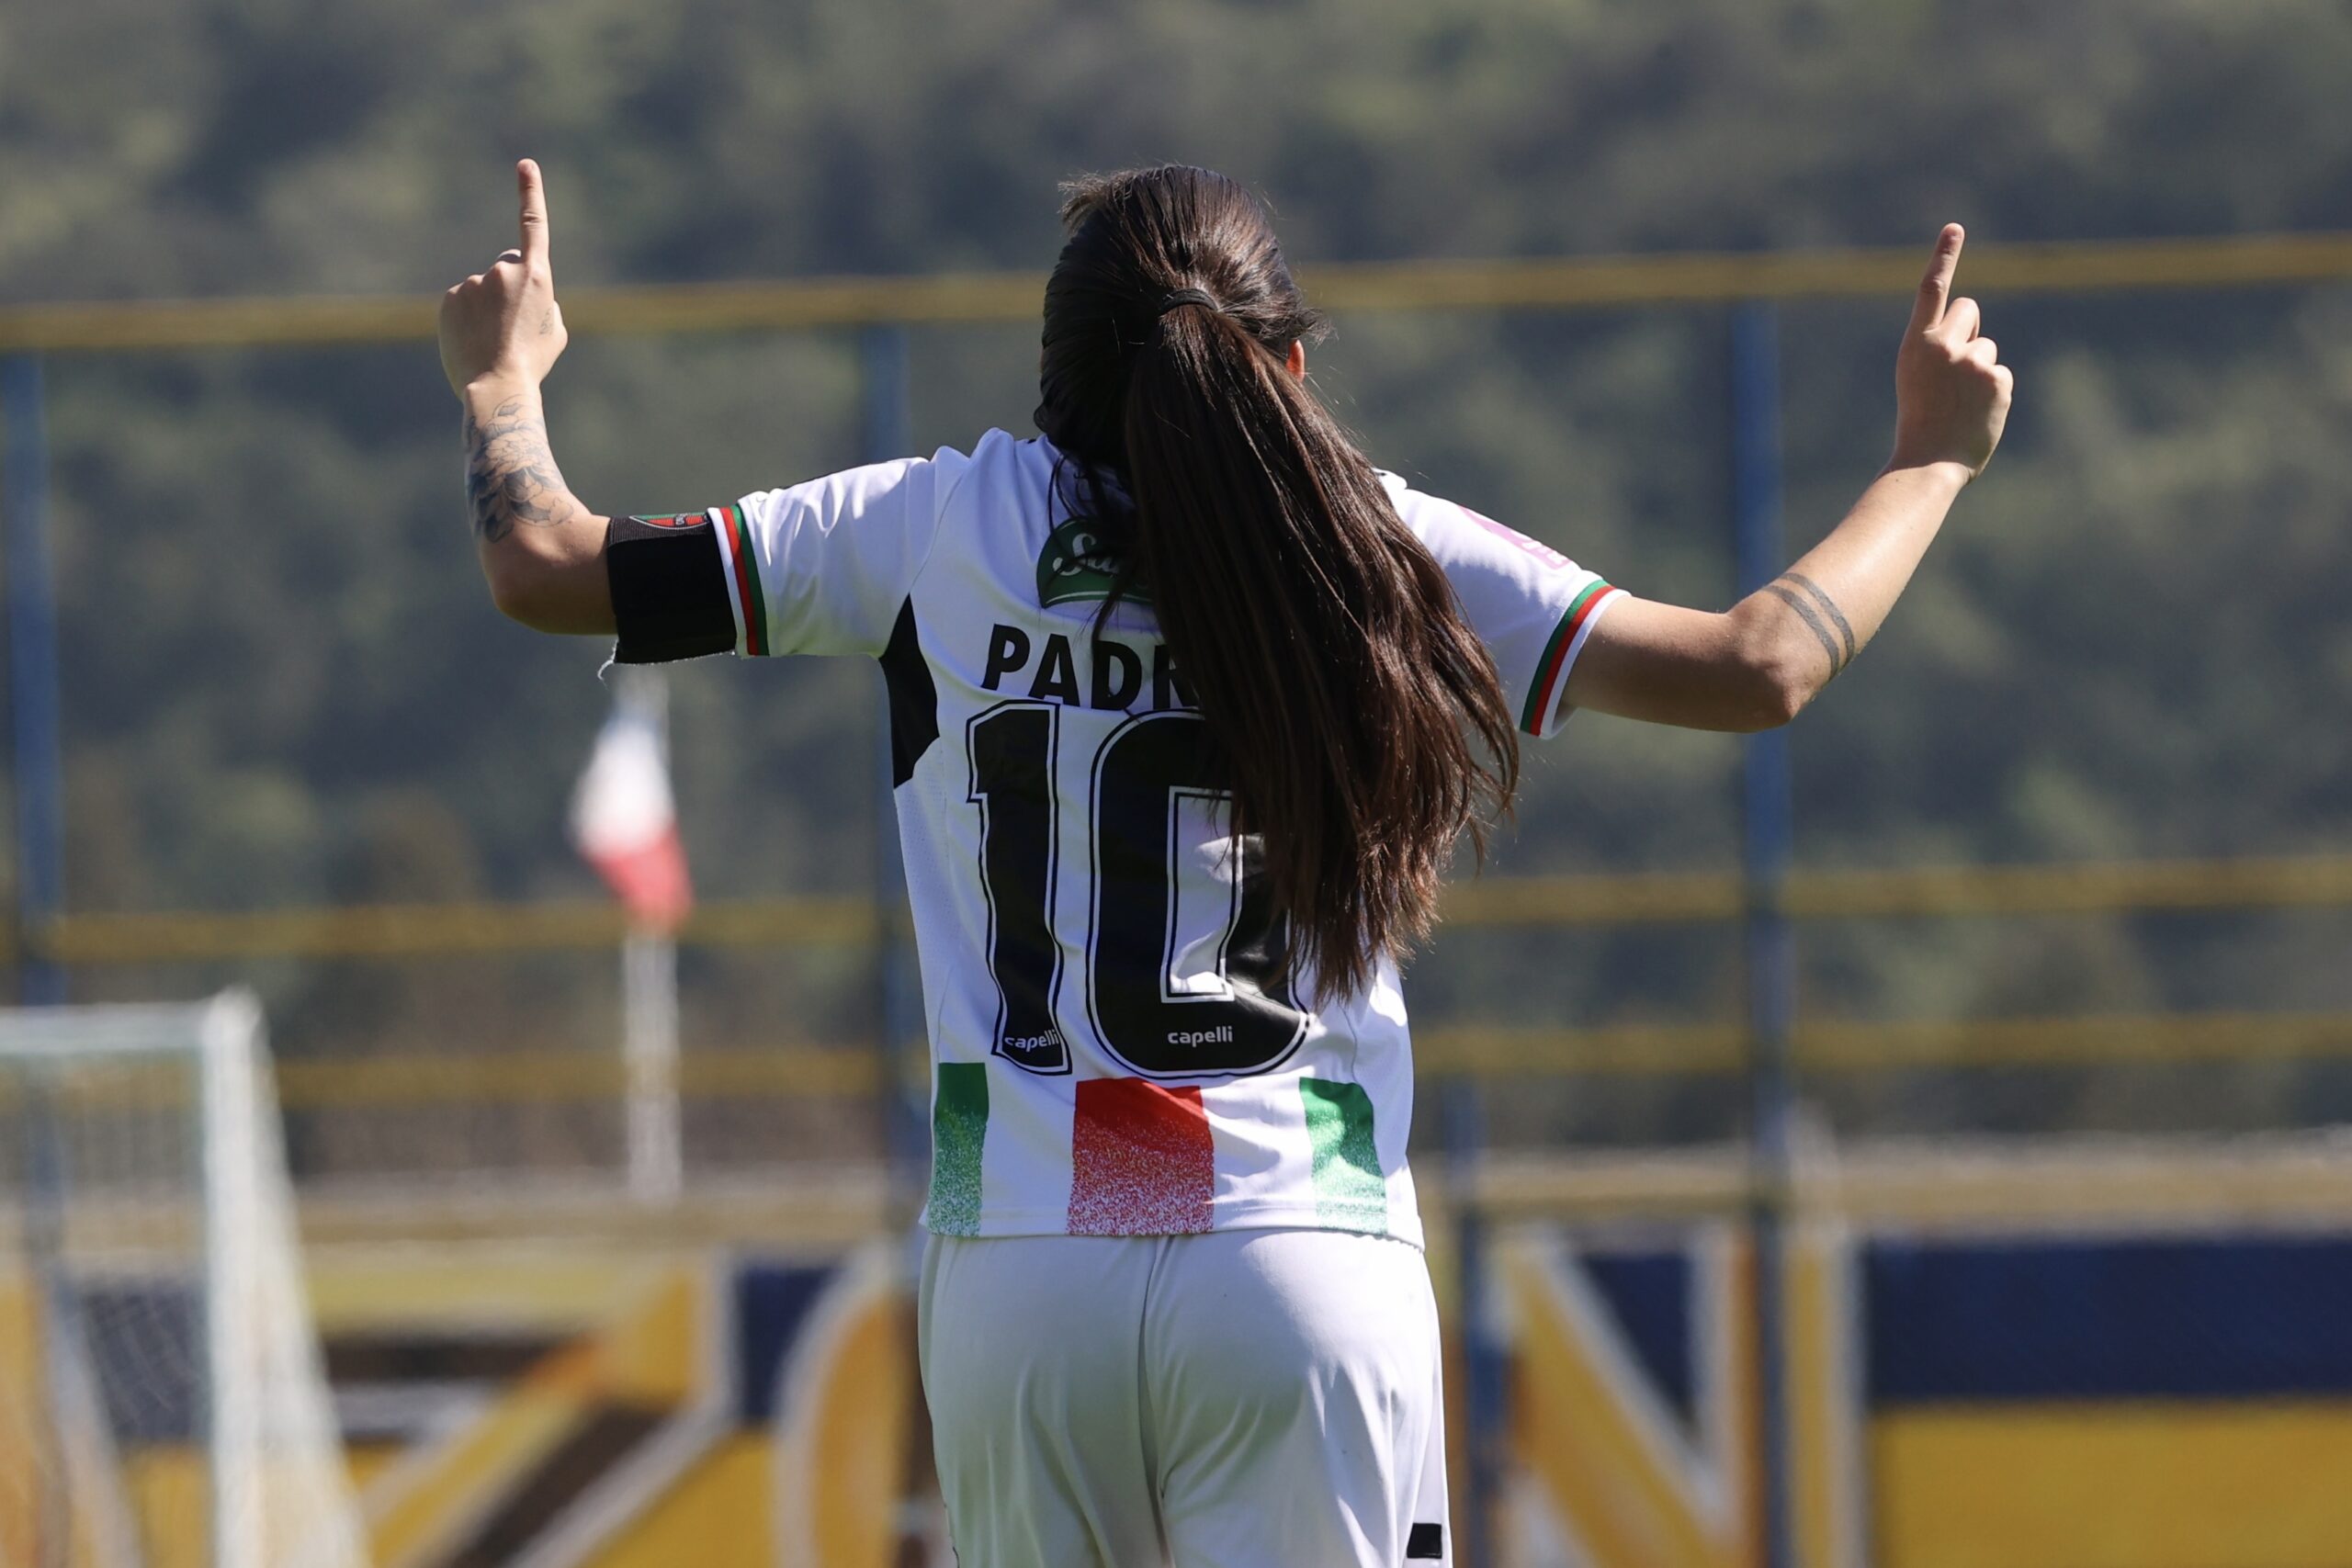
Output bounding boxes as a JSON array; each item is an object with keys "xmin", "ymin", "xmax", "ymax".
[
  {"xmin": 463, "ymin": 396, "xmax": 581, "ymax": 543},
  {"xmin": 1761, "ymin": 571, "xmax": 1860, "ymax": 679}
]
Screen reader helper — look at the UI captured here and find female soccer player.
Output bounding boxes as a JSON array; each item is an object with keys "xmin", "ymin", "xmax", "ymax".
[{"xmin": 441, "ymin": 159, "xmax": 2008, "ymax": 1566}]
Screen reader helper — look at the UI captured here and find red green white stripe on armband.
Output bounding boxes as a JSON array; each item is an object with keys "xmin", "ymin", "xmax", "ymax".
[
  {"xmin": 712, "ymin": 504, "xmax": 770, "ymax": 656},
  {"xmin": 1521, "ymin": 581, "xmax": 1623, "ymax": 734}
]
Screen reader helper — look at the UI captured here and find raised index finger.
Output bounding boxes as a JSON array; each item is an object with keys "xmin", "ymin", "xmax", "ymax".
[
  {"xmin": 1908, "ymin": 223, "xmax": 1964, "ymax": 335},
  {"xmin": 516, "ymin": 159, "xmax": 552, "ymax": 269}
]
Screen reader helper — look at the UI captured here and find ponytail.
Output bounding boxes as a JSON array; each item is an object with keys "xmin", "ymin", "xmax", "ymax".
[{"xmin": 1038, "ymin": 166, "xmax": 1518, "ymax": 997}]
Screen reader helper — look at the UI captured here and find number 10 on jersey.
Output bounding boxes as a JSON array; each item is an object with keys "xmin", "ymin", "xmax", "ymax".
[{"xmin": 966, "ymin": 703, "xmax": 1309, "ymax": 1079}]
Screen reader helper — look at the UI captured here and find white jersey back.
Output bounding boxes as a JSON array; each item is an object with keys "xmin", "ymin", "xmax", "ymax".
[{"xmin": 710, "ymin": 430, "xmax": 1618, "ymax": 1245}]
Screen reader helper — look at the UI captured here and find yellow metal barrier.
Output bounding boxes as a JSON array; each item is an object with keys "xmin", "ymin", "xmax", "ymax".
[
  {"xmin": 1441, "ymin": 871, "xmax": 1742, "ymax": 926},
  {"xmin": 271, "ymin": 1043, "xmax": 881, "ymax": 1109},
  {"xmin": 1418, "ymin": 1022, "xmax": 1747, "ymax": 1077},
  {"xmin": 232, "ymin": 1010, "xmax": 2352, "ymax": 1114},
  {"xmin": 265, "ymin": 1135, "xmax": 2352, "ymax": 1243},
  {"xmin": 1439, "ymin": 853, "xmax": 2352, "ymax": 927},
  {"xmin": 1464, "ymin": 1134, "xmax": 2352, "ymax": 1224},
  {"xmin": 1414, "ymin": 1010, "xmax": 2352, "ymax": 1078},
  {"xmin": 28, "ymin": 853, "xmax": 2346, "ymax": 1097},
  {"xmin": 40, "ymin": 895, "xmax": 881, "ymax": 964},
  {"xmin": 37, "ymin": 853, "xmax": 2351, "ymax": 965},
  {"xmin": 4, "ymin": 231, "xmax": 2348, "ymax": 355},
  {"xmin": 1779, "ymin": 854, "xmax": 2352, "ymax": 919},
  {"xmin": 1800, "ymin": 1011, "xmax": 2352, "ymax": 1069}
]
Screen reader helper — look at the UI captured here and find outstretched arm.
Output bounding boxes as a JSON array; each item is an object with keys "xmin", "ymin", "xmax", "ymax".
[
  {"xmin": 439, "ymin": 160, "xmax": 615, "ymax": 634},
  {"xmin": 1563, "ymin": 225, "xmax": 2013, "ymax": 732}
]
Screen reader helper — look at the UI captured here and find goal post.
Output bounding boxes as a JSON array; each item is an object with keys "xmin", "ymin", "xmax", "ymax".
[{"xmin": 0, "ymin": 989, "xmax": 365, "ymax": 1568}]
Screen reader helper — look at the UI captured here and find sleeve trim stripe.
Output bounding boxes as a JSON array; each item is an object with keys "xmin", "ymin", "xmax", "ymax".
[
  {"xmin": 1521, "ymin": 581, "xmax": 1623, "ymax": 735},
  {"xmin": 713, "ymin": 503, "xmax": 770, "ymax": 656}
]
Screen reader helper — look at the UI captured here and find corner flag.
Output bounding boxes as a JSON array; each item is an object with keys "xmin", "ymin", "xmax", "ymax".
[{"xmin": 571, "ymin": 671, "xmax": 692, "ymax": 931}]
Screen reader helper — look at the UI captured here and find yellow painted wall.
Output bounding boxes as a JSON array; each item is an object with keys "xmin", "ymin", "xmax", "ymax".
[
  {"xmin": 1785, "ymin": 1225, "xmax": 1859, "ymax": 1568},
  {"xmin": 1873, "ymin": 1403, "xmax": 2352, "ymax": 1568},
  {"xmin": 1505, "ymin": 1244, "xmax": 1757, "ymax": 1568},
  {"xmin": 796, "ymin": 1291, "xmax": 914, "ymax": 1568},
  {"xmin": 124, "ymin": 1450, "xmax": 205, "ymax": 1568},
  {"xmin": 367, "ymin": 1368, "xmax": 588, "ymax": 1568},
  {"xmin": 585, "ymin": 1435, "xmax": 777, "ymax": 1568},
  {"xmin": 0, "ymin": 1276, "xmax": 40, "ymax": 1568},
  {"xmin": 576, "ymin": 1288, "xmax": 918, "ymax": 1568}
]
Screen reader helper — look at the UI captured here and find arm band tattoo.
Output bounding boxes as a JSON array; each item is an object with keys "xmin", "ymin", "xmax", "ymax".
[
  {"xmin": 463, "ymin": 396, "xmax": 581, "ymax": 543},
  {"xmin": 1762, "ymin": 577, "xmax": 1852, "ymax": 679},
  {"xmin": 1781, "ymin": 571, "xmax": 1858, "ymax": 665}
]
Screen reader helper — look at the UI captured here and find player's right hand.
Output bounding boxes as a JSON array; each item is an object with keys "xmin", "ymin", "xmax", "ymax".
[
  {"xmin": 1888, "ymin": 224, "xmax": 2013, "ymax": 479},
  {"xmin": 438, "ymin": 159, "xmax": 569, "ymax": 396}
]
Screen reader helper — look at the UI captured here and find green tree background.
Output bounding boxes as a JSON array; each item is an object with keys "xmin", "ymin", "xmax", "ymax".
[{"xmin": 2, "ymin": 0, "xmax": 2348, "ymax": 1168}]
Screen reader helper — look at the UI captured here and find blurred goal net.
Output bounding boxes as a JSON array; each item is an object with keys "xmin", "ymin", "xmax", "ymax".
[{"xmin": 0, "ymin": 990, "xmax": 364, "ymax": 1568}]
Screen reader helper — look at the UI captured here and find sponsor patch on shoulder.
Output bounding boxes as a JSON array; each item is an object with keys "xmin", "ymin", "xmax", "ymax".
[{"xmin": 1037, "ymin": 517, "xmax": 1149, "ymax": 610}]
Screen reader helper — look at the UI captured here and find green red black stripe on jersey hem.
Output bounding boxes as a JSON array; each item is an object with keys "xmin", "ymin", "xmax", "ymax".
[
  {"xmin": 923, "ymin": 1063, "xmax": 1389, "ymax": 1237},
  {"xmin": 713, "ymin": 504, "xmax": 769, "ymax": 655},
  {"xmin": 1521, "ymin": 580, "xmax": 1622, "ymax": 734}
]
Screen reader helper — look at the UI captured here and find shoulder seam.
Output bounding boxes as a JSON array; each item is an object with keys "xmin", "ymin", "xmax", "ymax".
[{"xmin": 903, "ymin": 438, "xmax": 989, "ymax": 604}]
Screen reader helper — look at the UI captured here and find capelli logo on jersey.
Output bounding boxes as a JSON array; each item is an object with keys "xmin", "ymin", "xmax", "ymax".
[
  {"xmin": 1001, "ymin": 1028, "xmax": 1068, "ymax": 1059},
  {"xmin": 1166, "ymin": 1025, "xmax": 1236, "ymax": 1048},
  {"xmin": 1036, "ymin": 519, "xmax": 1153, "ymax": 610}
]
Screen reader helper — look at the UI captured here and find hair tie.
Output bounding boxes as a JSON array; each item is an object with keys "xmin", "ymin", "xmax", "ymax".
[{"xmin": 1157, "ymin": 286, "xmax": 1220, "ymax": 317}]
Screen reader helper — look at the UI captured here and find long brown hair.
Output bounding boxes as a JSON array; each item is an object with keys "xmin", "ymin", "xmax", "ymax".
[{"xmin": 1035, "ymin": 164, "xmax": 1518, "ymax": 998}]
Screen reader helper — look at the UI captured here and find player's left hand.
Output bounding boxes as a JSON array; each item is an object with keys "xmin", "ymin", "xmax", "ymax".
[{"xmin": 438, "ymin": 159, "xmax": 569, "ymax": 395}]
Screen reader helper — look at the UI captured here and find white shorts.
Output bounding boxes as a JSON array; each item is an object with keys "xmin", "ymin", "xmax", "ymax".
[{"xmin": 918, "ymin": 1227, "xmax": 1451, "ymax": 1567}]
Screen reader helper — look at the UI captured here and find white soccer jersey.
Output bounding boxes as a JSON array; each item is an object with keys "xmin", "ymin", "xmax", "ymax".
[{"xmin": 706, "ymin": 431, "xmax": 1620, "ymax": 1246}]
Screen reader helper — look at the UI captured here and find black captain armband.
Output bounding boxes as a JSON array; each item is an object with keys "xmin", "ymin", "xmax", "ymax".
[{"xmin": 605, "ymin": 513, "xmax": 739, "ymax": 664}]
